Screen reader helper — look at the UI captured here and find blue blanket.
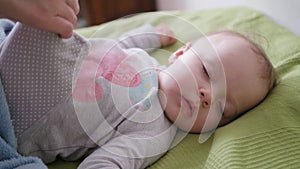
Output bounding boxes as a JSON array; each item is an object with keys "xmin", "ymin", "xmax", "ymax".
[{"xmin": 0, "ymin": 19, "xmax": 47, "ymax": 169}]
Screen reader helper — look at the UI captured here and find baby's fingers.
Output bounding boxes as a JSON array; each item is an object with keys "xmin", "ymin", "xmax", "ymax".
[{"xmin": 155, "ymin": 24, "xmax": 176, "ymax": 47}]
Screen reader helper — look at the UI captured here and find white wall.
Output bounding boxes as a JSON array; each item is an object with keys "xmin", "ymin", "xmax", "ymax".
[{"xmin": 156, "ymin": 0, "xmax": 300, "ymax": 36}]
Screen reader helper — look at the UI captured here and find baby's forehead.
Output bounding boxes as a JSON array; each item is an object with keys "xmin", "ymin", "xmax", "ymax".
[
  {"xmin": 197, "ymin": 31, "xmax": 250, "ymax": 45},
  {"xmin": 207, "ymin": 31, "xmax": 245, "ymax": 39},
  {"xmin": 190, "ymin": 33, "xmax": 250, "ymax": 57}
]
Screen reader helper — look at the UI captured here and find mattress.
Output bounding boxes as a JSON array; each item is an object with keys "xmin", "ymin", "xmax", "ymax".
[{"xmin": 48, "ymin": 7, "xmax": 300, "ymax": 169}]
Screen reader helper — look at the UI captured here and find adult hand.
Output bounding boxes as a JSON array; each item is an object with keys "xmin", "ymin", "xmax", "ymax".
[{"xmin": 0, "ymin": 0, "xmax": 79, "ymax": 38}]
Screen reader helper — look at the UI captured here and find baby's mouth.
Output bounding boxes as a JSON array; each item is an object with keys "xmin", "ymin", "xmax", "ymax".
[{"xmin": 181, "ymin": 96, "xmax": 194, "ymax": 117}]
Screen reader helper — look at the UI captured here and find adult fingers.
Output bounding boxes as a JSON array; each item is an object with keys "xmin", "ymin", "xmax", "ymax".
[
  {"xmin": 37, "ymin": 1, "xmax": 76, "ymax": 38},
  {"xmin": 49, "ymin": 16, "xmax": 74, "ymax": 38},
  {"xmin": 57, "ymin": 3, "xmax": 78, "ymax": 27},
  {"xmin": 66, "ymin": 0, "xmax": 80, "ymax": 15}
]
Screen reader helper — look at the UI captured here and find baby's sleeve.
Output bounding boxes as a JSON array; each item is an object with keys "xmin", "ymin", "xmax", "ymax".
[
  {"xmin": 78, "ymin": 115, "xmax": 177, "ymax": 169},
  {"xmin": 117, "ymin": 24, "xmax": 161, "ymax": 52},
  {"xmin": 78, "ymin": 134, "xmax": 168, "ymax": 169}
]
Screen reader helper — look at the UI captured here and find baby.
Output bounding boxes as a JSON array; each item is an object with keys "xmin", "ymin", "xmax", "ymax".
[
  {"xmin": 160, "ymin": 30, "xmax": 276, "ymax": 133},
  {"xmin": 0, "ymin": 23, "xmax": 275, "ymax": 169}
]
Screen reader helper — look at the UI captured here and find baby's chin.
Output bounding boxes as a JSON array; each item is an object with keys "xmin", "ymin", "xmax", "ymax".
[
  {"xmin": 160, "ymin": 102, "xmax": 176, "ymax": 123},
  {"xmin": 164, "ymin": 111, "xmax": 197, "ymax": 133},
  {"xmin": 158, "ymin": 89, "xmax": 175, "ymax": 120},
  {"xmin": 164, "ymin": 110, "xmax": 177, "ymax": 123}
]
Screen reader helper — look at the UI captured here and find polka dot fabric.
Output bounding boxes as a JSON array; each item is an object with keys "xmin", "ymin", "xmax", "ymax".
[{"xmin": 0, "ymin": 23, "xmax": 89, "ymax": 136}]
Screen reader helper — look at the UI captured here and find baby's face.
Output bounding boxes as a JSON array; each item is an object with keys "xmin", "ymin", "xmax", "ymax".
[{"xmin": 158, "ymin": 33, "xmax": 269, "ymax": 133}]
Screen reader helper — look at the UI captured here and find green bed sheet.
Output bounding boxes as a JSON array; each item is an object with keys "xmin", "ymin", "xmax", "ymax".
[{"xmin": 48, "ymin": 7, "xmax": 300, "ymax": 169}]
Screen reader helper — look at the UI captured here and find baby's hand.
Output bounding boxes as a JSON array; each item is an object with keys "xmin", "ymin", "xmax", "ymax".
[{"xmin": 155, "ymin": 24, "xmax": 176, "ymax": 47}]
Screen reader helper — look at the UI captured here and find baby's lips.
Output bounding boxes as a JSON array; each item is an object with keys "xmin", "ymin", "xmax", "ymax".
[{"xmin": 181, "ymin": 97, "xmax": 195, "ymax": 117}]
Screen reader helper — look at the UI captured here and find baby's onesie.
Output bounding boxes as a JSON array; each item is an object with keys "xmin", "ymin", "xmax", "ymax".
[{"xmin": 0, "ymin": 23, "xmax": 177, "ymax": 169}]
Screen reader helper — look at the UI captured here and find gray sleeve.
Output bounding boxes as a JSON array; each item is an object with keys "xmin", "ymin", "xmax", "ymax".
[
  {"xmin": 77, "ymin": 135, "xmax": 166, "ymax": 169},
  {"xmin": 78, "ymin": 116, "xmax": 177, "ymax": 169},
  {"xmin": 117, "ymin": 24, "xmax": 161, "ymax": 52}
]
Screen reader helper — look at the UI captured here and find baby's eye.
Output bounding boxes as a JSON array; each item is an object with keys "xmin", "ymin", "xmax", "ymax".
[{"xmin": 202, "ymin": 65, "xmax": 209, "ymax": 78}]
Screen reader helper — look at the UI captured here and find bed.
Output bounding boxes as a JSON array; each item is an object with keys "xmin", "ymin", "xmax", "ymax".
[{"xmin": 48, "ymin": 7, "xmax": 300, "ymax": 169}]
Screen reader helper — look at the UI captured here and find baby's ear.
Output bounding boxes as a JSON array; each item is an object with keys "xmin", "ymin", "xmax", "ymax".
[{"xmin": 168, "ymin": 43, "xmax": 191, "ymax": 64}]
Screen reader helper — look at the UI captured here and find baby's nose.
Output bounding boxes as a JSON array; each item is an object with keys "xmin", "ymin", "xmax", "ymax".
[{"xmin": 199, "ymin": 88, "xmax": 211, "ymax": 108}]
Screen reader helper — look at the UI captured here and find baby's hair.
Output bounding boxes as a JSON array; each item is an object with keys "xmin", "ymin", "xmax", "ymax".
[{"xmin": 208, "ymin": 31, "xmax": 277, "ymax": 93}]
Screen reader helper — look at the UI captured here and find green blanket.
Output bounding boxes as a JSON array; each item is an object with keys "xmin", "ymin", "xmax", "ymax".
[{"xmin": 48, "ymin": 7, "xmax": 300, "ymax": 169}]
